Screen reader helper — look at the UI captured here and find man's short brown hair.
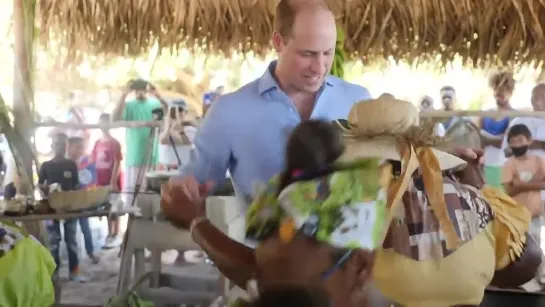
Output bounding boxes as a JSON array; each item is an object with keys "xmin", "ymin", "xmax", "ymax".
[
  {"xmin": 274, "ymin": 0, "xmax": 328, "ymax": 39},
  {"xmin": 489, "ymin": 72, "xmax": 516, "ymax": 92}
]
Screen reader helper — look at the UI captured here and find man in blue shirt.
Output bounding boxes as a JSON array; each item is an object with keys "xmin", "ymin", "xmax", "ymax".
[{"xmin": 170, "ymin": 1, "xmax": 371, "ymax": 223}]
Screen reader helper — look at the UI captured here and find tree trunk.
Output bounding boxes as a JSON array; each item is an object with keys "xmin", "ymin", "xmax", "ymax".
[{"xmin": 12, "ymin": 0, "xmax": 35, "ymax": 194}]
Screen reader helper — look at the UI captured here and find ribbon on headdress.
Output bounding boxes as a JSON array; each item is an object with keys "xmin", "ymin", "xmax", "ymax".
[{"xmin": 338, "ymin": 121, "xmax": 462, "ymax": 250}]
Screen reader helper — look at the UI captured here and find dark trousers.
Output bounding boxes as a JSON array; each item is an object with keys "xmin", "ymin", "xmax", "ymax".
[
  {"xmin": 46, "ymin": 218, "xmax": 79, "ymax": 273},
  {"xmin": 78, "ymin": 217, "xmax": 95, "ymax": 257}
]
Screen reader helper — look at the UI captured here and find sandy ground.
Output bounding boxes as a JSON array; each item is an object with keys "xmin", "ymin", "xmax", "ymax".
[
  {"xmin": 56, "ymin": 247, "xmax": 127, "ymax": 306},
  {"xmin": 56, "ymin": 244, "xmax": 215, "ymax": 306}
]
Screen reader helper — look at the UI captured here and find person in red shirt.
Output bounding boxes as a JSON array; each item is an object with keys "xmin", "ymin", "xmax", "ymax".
[{"xmin": 91, "ymin": 113, "xmax": 123, "ymax": 248}]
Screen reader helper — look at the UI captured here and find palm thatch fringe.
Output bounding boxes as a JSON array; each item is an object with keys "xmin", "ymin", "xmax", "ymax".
[{"xmin": 39, "ymin": 0, "xmax": 545, "ymax": 67}]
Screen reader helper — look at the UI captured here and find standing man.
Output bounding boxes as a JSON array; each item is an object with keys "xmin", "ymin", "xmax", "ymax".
[
  {"xmin": 112, "ymin": 80, "xmax": 168, "ymax": 206},
  {"xmin": 202, "ymin": 85, "xmax": 225, "ymax": 117},
  {"xmin": 480, "ymin": 72, "xmax": 515, "ymax": 188},
  {"xmin": 168, "ymin": 0, "xmax": 371, "ymax": 225},
  {"xmin": 439, "ymin": 85, "xmax": 461, "ymax": 131}
]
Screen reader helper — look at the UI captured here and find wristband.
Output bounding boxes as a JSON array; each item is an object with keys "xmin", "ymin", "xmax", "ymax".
[{"xmin": 190, "ymin": 216, "xmax": 208, "ymax": 235}]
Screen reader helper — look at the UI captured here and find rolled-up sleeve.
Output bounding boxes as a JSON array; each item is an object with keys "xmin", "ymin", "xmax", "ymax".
[{"xmin": 180, "ymin": 100, "xmax": 231, "ymax": 185}]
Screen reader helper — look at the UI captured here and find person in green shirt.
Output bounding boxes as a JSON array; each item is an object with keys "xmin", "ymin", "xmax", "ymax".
[{"xmin": 112, "ymin": 80, "xmax": 168, "ymax": 207}]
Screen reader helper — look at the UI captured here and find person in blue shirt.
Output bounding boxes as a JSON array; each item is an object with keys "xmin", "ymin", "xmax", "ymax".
[
  {"xmin": 203, "ymin": 85, "xmax": 225, "ymax": 117},
  {"xmin": 480, "ymin": 72, "xmax": 515, "ymax": 188},
  {"xmin": 170, "ymin": 1, "xmax": 372, "ymax": 222},
  {"xmin": 67, "ymin": 137, "xmax": 101, "ymax": 265}
]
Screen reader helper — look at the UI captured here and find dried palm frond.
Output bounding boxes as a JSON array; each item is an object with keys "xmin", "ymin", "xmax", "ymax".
[{"xmin": 39, "ymin": 0, "xmax": 545, "ymax": 68}]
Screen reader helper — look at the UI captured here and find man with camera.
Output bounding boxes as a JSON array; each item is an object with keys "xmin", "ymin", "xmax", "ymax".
[{"xmin": 112, "ymin": 79, "xmax": 168, "ymax": 207}]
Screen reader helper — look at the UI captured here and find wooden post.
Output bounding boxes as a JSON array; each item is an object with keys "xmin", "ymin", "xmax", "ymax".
[
  {"xmin": 13, "ymin": 0, "xmax": 35, "ymax": 191},
  {"xmin": 13, "ymin": 0, "xmax": 47, "ymax": 247}
]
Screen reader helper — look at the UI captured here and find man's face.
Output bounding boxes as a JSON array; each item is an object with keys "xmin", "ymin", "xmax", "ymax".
[
  {"xmin": 531, "ymin": 87, "xmax": 545, "ymax": 111},
  {"xmin": 68, "ymin": 142, "xmax": 84, "ymax": 160},
  {"xmin": 99, "ymin": 118, "xmax": 109, "ymax": 134},
  {"xmin": 52, "ymin": 139, "xmax": 67, "ymax": 156},
  {"xmin": 494, "ymin": 85, "xmax": 512, "ymax": 108},
  {"xmin": 509, "ymin": 134, "xmax": 531, "ymax": 148},
  {"xmin": 440, "ymin": 89, "xmax": 455, "ymax": 110},
  {"xmin": 420, "ymin": 98, "xmax": 433, "ymax": 111},
  {"xmin": 135, "ymin": 90, "xmax": 147, "ymax": 101},
  {"xmin": 273, "ymin": 9, "xmax": 336, "ymax": 93}
]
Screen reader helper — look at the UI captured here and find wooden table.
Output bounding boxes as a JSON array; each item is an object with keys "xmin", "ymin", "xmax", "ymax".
[{"xmin": 0, "ymin": 207, "xmax": 139, "ymax": 222}]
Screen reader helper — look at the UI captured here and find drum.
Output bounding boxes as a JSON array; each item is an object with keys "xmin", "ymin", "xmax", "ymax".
[{"xmin": 444, "ymin": 119, "xmax": 483, "ymax": 150}]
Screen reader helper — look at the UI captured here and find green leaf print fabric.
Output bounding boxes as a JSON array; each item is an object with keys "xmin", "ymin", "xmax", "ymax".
[
  {"xmin": 0, "ymin": 222, "xmax": 56, "ymax": 307},
  {"xmin": 246, "ymin": 158, "xmax": 388, "ymax": 250}
]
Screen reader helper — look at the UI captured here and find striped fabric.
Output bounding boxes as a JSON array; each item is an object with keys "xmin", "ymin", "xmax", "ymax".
[{"xmin": 383, "ymin": 171, "xmax": 494, "ymax": 261}]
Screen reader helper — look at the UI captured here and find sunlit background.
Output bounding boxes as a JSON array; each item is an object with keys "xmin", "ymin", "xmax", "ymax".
[{"xmin": 0, "ymin": 1, "xmax": 542, "ymax": 116}]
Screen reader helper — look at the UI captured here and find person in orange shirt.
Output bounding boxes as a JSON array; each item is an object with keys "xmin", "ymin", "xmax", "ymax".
[{"xmin": 502, "ymin": 123, "xmax": 545, "ymax": 290}]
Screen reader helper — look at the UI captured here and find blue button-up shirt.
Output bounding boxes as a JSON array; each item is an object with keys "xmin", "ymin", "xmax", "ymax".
[{"xmin": 182, "ymin": 61, "xmax": 372, "ymax": 199}]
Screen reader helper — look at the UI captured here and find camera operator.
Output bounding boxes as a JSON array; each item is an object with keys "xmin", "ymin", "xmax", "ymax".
[
  {"xmin": 158, "ymin": 99, "xmax": 197, "ymax": 170},
  {"xmin": 112, "ymin": 79, "xmax": 168, "ymax": 207}
]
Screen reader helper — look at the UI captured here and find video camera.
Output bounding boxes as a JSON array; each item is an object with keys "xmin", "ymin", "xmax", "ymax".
[{"xmin": 152, "ymin": 108, "xmax": 164, "ymax": 121}]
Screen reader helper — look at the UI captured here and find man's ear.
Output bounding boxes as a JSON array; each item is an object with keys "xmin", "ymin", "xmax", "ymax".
[{"xmin": 272, "ymin": 31, "xmax": 285, "ymax": 53}]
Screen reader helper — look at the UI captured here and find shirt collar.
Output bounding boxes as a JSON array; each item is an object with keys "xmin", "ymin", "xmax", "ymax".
[{"xmin": 258, "ymin": 60, "xmax": 334, "ymax": 96}]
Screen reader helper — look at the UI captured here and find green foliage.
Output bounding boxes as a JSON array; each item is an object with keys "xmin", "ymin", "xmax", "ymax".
[{"xmin": 331, "ymin": 25, "xmax": 346, "ymax": 79}]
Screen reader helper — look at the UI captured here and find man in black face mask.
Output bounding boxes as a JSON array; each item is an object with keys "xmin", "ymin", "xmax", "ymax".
[{"xmin": 502, "ymin": 123, "xmax": 545, "ymax": 291}]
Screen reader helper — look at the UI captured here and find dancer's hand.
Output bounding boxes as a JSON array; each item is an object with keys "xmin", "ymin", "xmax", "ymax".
[
  {"xmin": 450, "ymin": 147, "xmax": 486, "ymax": 188},
  {"xmin": 450, "ymin": 147, "xmax": 484, "ymax": 164},
  {"xmin": 161, "ymin": 175, "xmax": 214, "ymax": 229}
]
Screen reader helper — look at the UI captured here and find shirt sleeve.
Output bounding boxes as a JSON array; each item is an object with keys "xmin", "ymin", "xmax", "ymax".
[
  {"xmin": 90, "ymin": 141, "xmax": 98, "ymax": 162},
  {"xmin": 71, "ymin": 162, "xmax": 80, "ymax": 189},
  {"xmin": 38, "ymin": 162, "xmax": 47, "ymax": 185},
  {"xmin": 357, "ymin": 87, "xmax": 372, "ymax": 101},
  {"xmin": 150, "ymin": 99, "xmax": 162, "ymax": 109},
  {"xmin": 501, "ymin": 160, "xmax": 515, "ymax": 184},
  {"xmin": 534, "ymin": 121, "xmax": 545, "ymax": 142},
  {"xmin": 121, "ymin": 101, "xmax": 131, "ymax": 121},
  {"xmin": 180, "ymin": 99, "xmax": 231, "ymax": 186},
  {"xmin": 184, "ymin": 126, "xmax": 198, "ymax": 143},
  {"xmin": 435, "ymin": 123, "xmax": 446, "ymax": 137}
]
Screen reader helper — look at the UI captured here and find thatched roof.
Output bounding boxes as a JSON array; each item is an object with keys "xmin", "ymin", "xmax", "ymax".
[{"xmin": 40, "ymin": 0, "xmax": 545, "ymax": 67}]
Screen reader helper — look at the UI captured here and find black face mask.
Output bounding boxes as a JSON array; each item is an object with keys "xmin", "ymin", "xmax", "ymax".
[{"xmin": 511, "ymin": 145, "xmax": 529, "ymax": 157}]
